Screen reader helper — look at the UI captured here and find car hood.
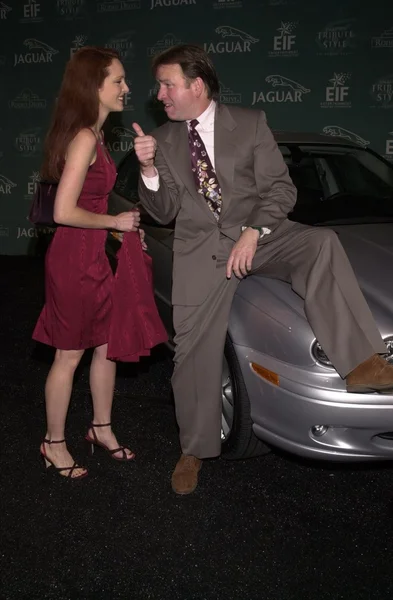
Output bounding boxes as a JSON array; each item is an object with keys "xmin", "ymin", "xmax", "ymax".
[
  {"xmin": 332, "ymin": 223, "xmax": 393, "ymax": 321},
  {"xmin": 236, "ymin": 223, "xmax": 393, "ymax": 336}
]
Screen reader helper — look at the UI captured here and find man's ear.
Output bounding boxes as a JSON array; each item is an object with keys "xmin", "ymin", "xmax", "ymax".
[{"xmin": 192, "ymin": 77, "xmax": 205, "ymax": 98}]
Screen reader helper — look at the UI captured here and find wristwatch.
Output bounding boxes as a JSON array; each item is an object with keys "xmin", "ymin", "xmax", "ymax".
[{"xmin": 241, "ymin": 225, "xmax": 264, "ymax": 238}]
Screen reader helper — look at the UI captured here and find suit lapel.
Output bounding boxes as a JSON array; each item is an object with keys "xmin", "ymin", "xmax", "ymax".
[{"xmin": 214, "ymin": 104, "xmax": 236, "ymax": 220}]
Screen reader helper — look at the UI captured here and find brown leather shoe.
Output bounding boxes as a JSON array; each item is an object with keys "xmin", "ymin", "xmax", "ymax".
[
  {"xmin": 346, "ymin": 354, "xmax": 393, "ymax": 393},
  {"xmin": 171, "ymin": 454, "xmax": 202, "ymax": 495}
]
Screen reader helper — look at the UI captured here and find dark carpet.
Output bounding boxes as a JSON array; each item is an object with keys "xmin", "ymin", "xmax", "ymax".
[{"xmin": 0, "ymin": 256, "xmax": 392, "ymax": 600}]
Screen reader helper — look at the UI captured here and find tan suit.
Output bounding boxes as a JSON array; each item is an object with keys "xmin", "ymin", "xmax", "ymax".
[{"xmin": 138, "ymin": 104, "xmax": 386, "ymax": 458}]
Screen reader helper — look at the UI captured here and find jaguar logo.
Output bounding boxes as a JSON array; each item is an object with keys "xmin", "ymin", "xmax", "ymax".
[
  {"xmin": 23, "ymin": 38, "xmax": 59, "ymax": 54},
  {"xmin": 265, "ymin": 75, "xmax": 310, "ymax": 94},
  {"xmin": 215, "ymin": 26, "xmax": 259, "ymax": 43},
  {"xmin": 322, "ymin": 126, "xmax": 369, "ymax": 147},
  {"xmin": 112, "ymin": 127, "xmax": 135, "ymax": 138}
]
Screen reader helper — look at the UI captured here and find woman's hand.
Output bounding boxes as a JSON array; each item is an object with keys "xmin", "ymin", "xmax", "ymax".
[{"xmin": 113, "ymin": 209, "xmax": 140, "ymax": 232}]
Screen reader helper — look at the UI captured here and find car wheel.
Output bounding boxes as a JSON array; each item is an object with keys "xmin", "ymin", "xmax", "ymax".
[{"xmin": 221, "ymin": 335, "xmax": 271, "ymax": 460}]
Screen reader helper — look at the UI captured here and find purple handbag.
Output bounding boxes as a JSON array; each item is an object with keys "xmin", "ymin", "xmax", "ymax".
[{"xmin": 29, "ymin": 181, "xmax": 58, "ymax": 227}]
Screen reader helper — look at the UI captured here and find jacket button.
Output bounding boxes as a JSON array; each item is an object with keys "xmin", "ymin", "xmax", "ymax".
[
  {"xmin": 217, "ymin": 223, "xmax": 222, "ymax": 229},
  {"xmin": 212, "ymin": 255, "xmax": 217, "ymax": 260}
]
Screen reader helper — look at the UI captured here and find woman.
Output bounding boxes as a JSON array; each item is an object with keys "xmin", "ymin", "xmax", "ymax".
[{"xmin": 33, "ymin": 47, "xmax": 141, "ymax": 479}]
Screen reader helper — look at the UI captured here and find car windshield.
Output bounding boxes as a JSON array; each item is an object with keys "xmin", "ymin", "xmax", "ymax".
[{"xmin": 280, "ymin": 143, "xmax": 393, "ymax": 225}]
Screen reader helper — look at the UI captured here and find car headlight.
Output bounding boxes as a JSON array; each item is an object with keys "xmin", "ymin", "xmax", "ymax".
[
  {"xmin": 311, "ymin": 340, "xmax": 334, "ymax": 368},
  {"xmin": 384, "ymin": 335, "xmax": 393, "ymax": 365},
  {"xmin": 312, "ymin": 336, "xmax": 393, "ymax": 368}
]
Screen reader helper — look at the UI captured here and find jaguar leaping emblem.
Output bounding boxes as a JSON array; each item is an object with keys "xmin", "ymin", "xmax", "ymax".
[
  {"xmin": 322, "ymin": 126, "xmax": 370, "ymax": 147},
  {"xmin": 0, "ymin": 174, "xmax": 17, "ymax": 187},
  {"xmin": 215, "ymin": 26, "xmax": 259, "ymax": 43},
  {"xmin": 112, "ymin": 127, "xmax": 135, "ymax": 138},
  {"xmin": 265, "ymin": 75, "xmax": 310, "ymax": 94},
  {"xmin": 23, "ymin": 39, "xmax": 59, "ymax": 54}
]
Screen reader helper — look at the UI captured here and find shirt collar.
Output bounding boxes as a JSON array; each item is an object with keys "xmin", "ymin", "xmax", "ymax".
[{"xmin": 187, "ymin": 100, "xmax": 216, "ymax": 131}]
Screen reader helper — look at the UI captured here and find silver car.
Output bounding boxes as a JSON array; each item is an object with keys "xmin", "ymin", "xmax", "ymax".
[{"xmin": 108, "ymin": 132, "xmax": 393, "ymax": 462}]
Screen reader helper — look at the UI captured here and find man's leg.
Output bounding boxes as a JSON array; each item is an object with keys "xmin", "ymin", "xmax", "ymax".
[
  {"xmin": 252, "ymin": 222, "xmax": 388, "ymax": 379},
  {"xmin": 171, "ymin": 244, "xmax": 239, "ymax": 494},
  {"xmin": 172, "ymin": 275, "xmax": 239, "ymax": 458}
]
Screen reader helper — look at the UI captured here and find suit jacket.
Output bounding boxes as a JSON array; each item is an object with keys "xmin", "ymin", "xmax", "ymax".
[{"xmin": 138, "ymin": 103, "xmax": 297, "ymax": 306}]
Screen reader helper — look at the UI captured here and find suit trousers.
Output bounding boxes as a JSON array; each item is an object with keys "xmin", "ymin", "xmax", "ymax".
[{"xmin": 171, "ymin": 221, "xmax": 387, "ymax": 459}]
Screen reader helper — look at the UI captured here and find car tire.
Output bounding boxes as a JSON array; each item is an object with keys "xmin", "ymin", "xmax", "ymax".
[{"xmin": 221, "ymin": 335, "xmax": 271, "ymax": 460}]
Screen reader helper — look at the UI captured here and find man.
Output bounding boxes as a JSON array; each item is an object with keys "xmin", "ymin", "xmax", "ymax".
[{"xmin": 132, "ymin": 44, "xmax": 393, "ymax": 495}]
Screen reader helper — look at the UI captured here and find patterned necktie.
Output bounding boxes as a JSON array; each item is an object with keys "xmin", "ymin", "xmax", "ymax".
[{"xmin": 188, "ymin": 119, "xmax": 222, "ymax": 220}]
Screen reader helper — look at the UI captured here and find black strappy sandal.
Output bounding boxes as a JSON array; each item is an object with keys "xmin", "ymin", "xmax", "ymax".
[
  {"xmin": 85, "ymin": 423, "xmax": 135, "ymax": 462},
  {"xmin": 40, "ymin": 439, "xmax": 88, "ymax": 479}
]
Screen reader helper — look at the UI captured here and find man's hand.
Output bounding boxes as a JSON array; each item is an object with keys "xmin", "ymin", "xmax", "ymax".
[
  {"xmin": 132, "ymin": 122, "xmax": 157, "ymax": 177},
  {"xmin": 139, "ymin": 228, "xmax": 147, "ymax": 251},
  {"xmin": 226, "ymin": 228, "xmax": 259, "ymax": 279},
  {"xmin": 110, "ymin": 228, "xmax": 147, "ymax": 251}
]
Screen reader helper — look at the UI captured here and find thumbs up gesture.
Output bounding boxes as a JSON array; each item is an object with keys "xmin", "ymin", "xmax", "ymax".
[{"xmin": 132, "ymin": 122, "xmax": 157, "ymax": 175}]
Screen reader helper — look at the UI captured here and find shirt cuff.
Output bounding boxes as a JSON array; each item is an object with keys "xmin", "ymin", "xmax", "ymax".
[
  {"xmin": 141, "ymin": 170, "xmax": 159, "ymax": 191},
  {"xmin": 241, "ymin": 226, "xmax": 271, "ymax": 240}
]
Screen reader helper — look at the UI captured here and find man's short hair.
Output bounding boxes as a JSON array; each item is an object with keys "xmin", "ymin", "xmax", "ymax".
[{"xmin": 152, "ymin": 44, "xmax": 220, "ymax": 100}]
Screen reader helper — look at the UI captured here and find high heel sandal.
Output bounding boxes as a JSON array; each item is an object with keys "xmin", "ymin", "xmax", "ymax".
[
  {"xmin": 85, "ymin": 423, "xmax": 135, "ymax": 462},
  {"xmin": 40, "ymin": 439, "xmax": 88, "ymax": 479}
]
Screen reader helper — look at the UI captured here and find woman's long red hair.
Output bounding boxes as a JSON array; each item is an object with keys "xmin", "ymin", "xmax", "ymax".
[{"xmin": 41, "ymin": 46, "xmax": 120, "ymax": 181}]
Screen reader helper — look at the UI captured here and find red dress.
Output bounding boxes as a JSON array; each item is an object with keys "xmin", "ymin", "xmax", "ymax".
[
  {"xmin": 33, "ymin": 139, "xmax": 168, "ymax": 358},
  {"xmin": 33, "ymin": 141, "xmax": 117, "ymax": 350}
]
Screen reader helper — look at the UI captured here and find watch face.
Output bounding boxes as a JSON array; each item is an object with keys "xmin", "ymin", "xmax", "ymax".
[{"xmin": 241, "ymin": 226, "xmax": 263, "ymax": 237}]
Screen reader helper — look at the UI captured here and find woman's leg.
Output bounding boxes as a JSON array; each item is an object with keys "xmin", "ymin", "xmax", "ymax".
[
  {"xmin": 88, "ymin": 344, "xmax": 134, "ymax": 459},
  {"xmin": 42, "ymin": 348, "xmax": 87, "ymax": 477}
]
